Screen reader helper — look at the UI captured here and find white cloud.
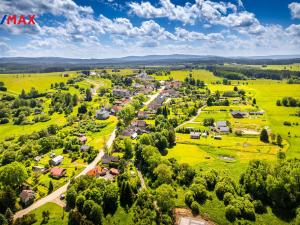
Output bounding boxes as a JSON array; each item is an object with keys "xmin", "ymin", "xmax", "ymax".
[{"xmin": 289, "ymin": 2, "xmax": 300, "ymax": 19}]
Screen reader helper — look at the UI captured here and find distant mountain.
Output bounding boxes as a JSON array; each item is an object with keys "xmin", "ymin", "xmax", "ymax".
[{"xmin": 0, "ymin": 54, "xmax": 300, "ymax": 73}]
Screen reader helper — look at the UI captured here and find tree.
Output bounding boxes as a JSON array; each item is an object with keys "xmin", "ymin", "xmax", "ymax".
[
  {"xmin": 155, "ymin": 184, "xmax": 175, "ymax": 213},
  {"xmin": 120, "ymin": 181, "xmax": 135, "ymax": 208},
  {"xmin": 83, "ymin": 200, "xmax": 95, "ymax": 218},
  {"xmin": 42, "ymin": 210, "xmax": 50, "ymax": 224},
  {"xmin": 260, "ymin": 129, "xmax": 269, "ymax": 143},
  {"xmin": 76, "ymin": 195, "xmax": 85, "ymax": 213},
  {"xmin": 0, "ymin": 187, "xmax": 17, "ymax": 212},
  {"xmin": 0, "ymin": 162, "xmax": 28, "ymax": 188},
  {"xmin": 276, "ymin": 134, "xmax": 282, "ymax": 147},
  {"xmin": 190, "ymin": 184, "xmax": 208, "ymax": 204},
  {"xmin": 154, "ymin": 164, "xmax": 173, "ymax": 185},
  {"xmin": 66, "ymin": 187, "xmax": 77, "ymax": 209},
  {"xmin": 203, "ymin": 118, "xmax": 214, "ymax": 126},
  {"xmin": 233, "ymin": 86, "xmax": 238, "ymax": 92},
  {"xmin": 240, "ymin": 160, "xmax": 270, "ymax": 201},
  {"xmin": 48, "ymin": 180, "xmax": 53, "ymax": 194},
  {"xmin": 103, "ymin": 183, "xmax": 118, "ymax": 215},
  {"xmin": 225, "ymin": 205, "xmax": 238, "ymax": 222},
  {"xmin": 0, "ymin": 214, "xmax": 8, "ymax": 225},
  {"xmin": 4, "ymin": 208, "xmax": 13, "ymax": 225},
  {"xmin": 89, "ymin": 204, "xmax": 103, "ymax": 225},
  {"xmin": 252, "ymin": 98, "xmax": 256, "ymax": 105},
  {"xmin": 190, "ymin": 201, "xmax": 200, "ymax": 215},
  {"xmin": 124, "ymin": 137, "xmax": 133, "ymax": 159},
  {"xmin": 85, "ymin": 88, "xmax": 92, "ymax": 101}
]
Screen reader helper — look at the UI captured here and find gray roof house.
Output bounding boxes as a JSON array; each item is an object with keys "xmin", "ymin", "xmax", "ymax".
[
  {"xmin": 50, "ymin": 155, "xmax": 64, "ymax": 166},
  {"xmin": 96, "ymin": 109, "xmax": 110, "ymax": 120}
]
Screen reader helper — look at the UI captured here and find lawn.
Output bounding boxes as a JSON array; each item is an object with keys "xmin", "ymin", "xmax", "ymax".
[{"xmin": 31, "ymin": 202, "xmax": 68, "ymax": 225}]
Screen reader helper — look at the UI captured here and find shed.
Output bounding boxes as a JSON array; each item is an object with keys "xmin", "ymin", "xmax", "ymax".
[{"xmin": 190, "ymin": 132, "xmax": 201, "ymax": 139}]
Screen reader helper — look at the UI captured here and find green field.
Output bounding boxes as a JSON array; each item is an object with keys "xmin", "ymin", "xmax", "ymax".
[
  {"xmin": 31, "ymin": 202, "xmax": 68, "ymax": 225},
  {"xmin": 0, "ymin": 72, "xmax": 78, "ymax": 95},
  {"xmin": 171, "ymin": 69, "xmax": 221, "ymax": 83}
]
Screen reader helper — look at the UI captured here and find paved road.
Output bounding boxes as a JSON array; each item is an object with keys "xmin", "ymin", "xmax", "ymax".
[
  {"xmin": 14, "ymin": 87, "xmax": 164, "ymax": 219},
  {"xmin": 14, "ymin": 130, "xmax": 116, "ymax": 219}
]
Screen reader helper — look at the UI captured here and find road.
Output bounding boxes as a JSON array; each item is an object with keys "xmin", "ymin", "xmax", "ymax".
[
  {"xmin": 14, "ymin": 130, "xmax": 116, "ymax": 219},
  {"xmin": 14, "ymin": 87, "xmax": 163, "ymax": 219}
]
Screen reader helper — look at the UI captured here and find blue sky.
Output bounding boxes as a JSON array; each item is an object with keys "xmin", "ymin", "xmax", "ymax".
[{"xmin": 0, "ymin": 0, "xmax": 300, "ymax": 58}]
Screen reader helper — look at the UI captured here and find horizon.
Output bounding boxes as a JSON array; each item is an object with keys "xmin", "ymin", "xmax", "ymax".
[{"xmin": 0, "ymin": 0, "xmax": 300, "ymax": 58}]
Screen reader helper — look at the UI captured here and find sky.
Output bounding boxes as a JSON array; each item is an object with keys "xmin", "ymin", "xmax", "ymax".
[{"xmin": 0, "ymin": 0, "xmax": 300, "ymax": 58}]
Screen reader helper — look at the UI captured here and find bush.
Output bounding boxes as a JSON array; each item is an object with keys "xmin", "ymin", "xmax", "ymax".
[
  {"xmin": 191, "ymin": 201, "xmax": 200, "ymax": 215},
  {"xmin": 242, "ymin": 200, "xmax": 256, "ymax": 221},
  {"xmin": 225, "ymin": 205, "xmax": 239, "ymax": 222}
]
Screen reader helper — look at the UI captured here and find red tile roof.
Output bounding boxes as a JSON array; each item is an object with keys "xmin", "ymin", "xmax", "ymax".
[{"xmin": 50, "ymin": 168, "xmax": 66, "ymax": 177}]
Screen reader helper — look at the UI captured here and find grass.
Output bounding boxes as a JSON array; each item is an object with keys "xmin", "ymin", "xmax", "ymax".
[
  {"xmin": 171, "ymin": 69, "xmax": 221, "ymax": 83},
  {"xmin": 30, "ymin": 202, "xmax": 68, "ymax": 225},
  {"xmin": 0, "ymin": 72, "xmax": 77, "ymax": 95}
]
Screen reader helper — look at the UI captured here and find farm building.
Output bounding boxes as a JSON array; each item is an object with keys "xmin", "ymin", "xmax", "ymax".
[
  {"xmin": 216, "ymin": 121, "xmax": 227, "ymax": 128},
  {"xmin": 220, "ymin": 126, "xmax": 230, "ymax": 133},
  {"xmin": 50, "ymin": 155, "xmax": 63, "ymax": 166},
  {"xmin": 190, "ymin": 132, "xmax": 201, "ymax": 139}
]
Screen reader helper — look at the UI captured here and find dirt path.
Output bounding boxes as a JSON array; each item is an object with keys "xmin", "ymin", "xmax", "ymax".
[{"xmin": 176, "ymin": 105, "xmax": 206, "ymax": 129}]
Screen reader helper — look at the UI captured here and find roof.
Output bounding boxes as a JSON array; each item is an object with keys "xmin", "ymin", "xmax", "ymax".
[
  {"xmin": 220, "ymin": 126, "xmax": 230, "ymax": 132},
  {"xmin": 50, "ymin": 167, "xmax": 66, "ymax": 177},
  {"xmin": 110, "ymin": 168, "xmax": 119, "ymax": 175},
  {"xmin": 217, "ymin": 121, "xmax": 227, "ymax": 128},
  {"xmin": 80, "ymin": 145, "xmax": 90, "ymax": 151},
  {"xmin": 87, "ymin": 166, "xmax": 102, "ymax": 176},
  {"xmin": 79, "ymin": 136, "xmax": 87, "ymax": 142},
  {"xmin": 131, "ymin": 120, "xmax": 147, "ymax": 127},
  {"xmin": 190, "ymin": 132, "xmax": 201, "ymax": 136},
  {"xmin": 51, "ymin": 155, "xmax": 63, "ymax": 163},
  {"xmin": 20, "ymin": 190, "xmax": 35, "ymax": 201}
]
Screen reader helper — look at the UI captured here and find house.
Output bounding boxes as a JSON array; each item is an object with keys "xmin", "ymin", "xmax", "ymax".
[
  {"xmin": 80, "ymin": 145, "xmax": 90, "ymax": 152},
  {"xmin": 190, "ymin": 132, "xmax": 201, "ymax": 139},
  {"xmin": 20, "ymin": 190, "xmax": 36, "ymax": 206},
  {"xmin": 131, "ymin": 132, "xmax": 138, "ymax": 139},
  {"xmin": 101, "ymin": 154, "xmax": 120, "ymax": 165},
  {"xmin": 87, "ymin": 166, "xmax": 102, "ymax": 177},
  {"xmin": 249, "ymin": 111, "xmax": 264, "ymax": 115},
  {"xmin": 34, "ymin": 156, "xmax": 42, "ymax": 162},
  {"xmin": 113, "ymin": 89, "xmax": 130, "ymax": 98},
  {"xmin": 231, "ymin": 111, "xmax": 247, "ymax": 118},
  {"xmin": 110, "ymin": 168, "xmax": 120, "ymax": 176},
  {"xmin": 220, "ymin": 126, "xmax": 230, "ymax": 133},
  {"xmin": 96, "ymin": 109, "xmax": 110, "ymax": 120},
  {"xmin": 216, "ymin": 121, "xmax": 227, "ymax": 129},
  {"xmin": 111, "ymin": 105, "xmax": 122, "ymax": 115},
  {"xmin": 32, "ymin": 166, "xmax": 45, "ymax": 173},
  {"xmin": 131, "ymin": 120, "xmax": 147, "ymax": 128},
  {"xmin": 50, "ymin": 155, "xmax": 63, "ymax": 166},
  {"xmin": 50, "ymin": 167, "xmax": 66, "ymax": 178},
  {"xmin": 34, "ymin": 108, "xmax": 42, "ymax": 115},
  {"xmin": 138, "ymin": 111, "xmax": 148, "ymax": 119},
  {"xmin": 79, "ymin": 135, "xmax": 87, "ymax": 144},
  {"xmin": 216, "ymin": 121, "xmax": 230, "ymax": 133}
]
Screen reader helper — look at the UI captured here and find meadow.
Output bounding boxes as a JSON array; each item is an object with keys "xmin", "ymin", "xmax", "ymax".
[{"xmin": 30, "ymin": 202, "xmax": 68, "ymax": 225}]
